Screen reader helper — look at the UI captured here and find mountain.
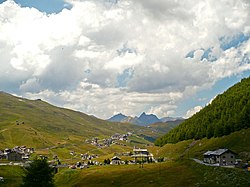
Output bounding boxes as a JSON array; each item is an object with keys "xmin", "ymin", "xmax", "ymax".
[
  {"xmin": 108, "ymin": 112, "xmax": 176, "ymax": 126},
  {"xmin": 155, "ymin": 77, "xmax": 250, "ymax": 146},
  {"xmin": 121, "ymin": 116, "xmax": 142, "ymax": 125},
  {"xmin": 137, "ymin": 112, "xmax": 161, "ymax": 126},
  {"xmin": 0, "ymin": 92, "xmax": 157, "ymax": 150},
  {"xmin": 107, "ymin": 113, "xmax": 127, "ymax": 122}
]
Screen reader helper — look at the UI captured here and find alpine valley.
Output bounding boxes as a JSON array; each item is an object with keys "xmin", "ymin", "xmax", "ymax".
[{"xmin": 1, "ymin": 77, "xmax": 250, "ymax": 186}]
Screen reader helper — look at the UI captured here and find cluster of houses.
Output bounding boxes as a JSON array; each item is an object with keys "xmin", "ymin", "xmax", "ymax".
[
  {"xmin": 109, "ymin": 148, "xmax": 155, "ymax": 165},
  {"xmin": 85, "ymin": 132, "xmax": 132, "ymax": 148},
  {"xmin": 111, "ymin": 133, "xmax": 132, "ymax": 141},
  {"xmin": 80, "ymin": 153, "xmax": 98, "ymax": 160},
  {"xmin": 0, "ymin": 146, "xmax": 34, "ymax": 161},
  {"xmin": 67, "ymin": 148, "xmax": 155, "ymax": 169}
]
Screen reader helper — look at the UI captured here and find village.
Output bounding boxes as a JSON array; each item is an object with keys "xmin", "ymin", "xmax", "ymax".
[
  {"xmin": 84, "ymin": 132, "xmax": 133, "ymax": 148},
  {"xmin": 0, "ymin": 132, "xmax": 249, "ymax": 173},
  {"xmin": 0, "ymin": 143, "xmax": 248, "ymax": 170}
]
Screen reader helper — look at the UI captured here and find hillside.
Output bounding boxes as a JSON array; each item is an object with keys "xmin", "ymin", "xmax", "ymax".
[
  {"xmin": 157, "ymin": 127, "xmax": 250, "ymax": 161},
  {"xmin": 149, "ymin": 119, "xmax": 184, "ymax": 134},
  {"xmin": 155, "ymin": 77, "xmax": 250, "ymax": 146},
  {"xmin": 0, "ymin": 92, "xmax": 158, "ymax": 158},
  {"xmin": 2, "ymin": 127, "xmax": 250, "ymax": 187}
]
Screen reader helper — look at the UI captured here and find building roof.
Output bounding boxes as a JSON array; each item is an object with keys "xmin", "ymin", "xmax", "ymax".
[
  {"xmin": 203, "ymin": 151, "xmax": 214, "ymax": 156},
  {"xmin": 111, "ymin": 156, "xmax": 121, "ymax": 161},
  {"xmin": 133, "ymin": 148, "xmax": 148, "ymax": 152},
  {"xmin": 203, "ymin": 149, "xmax": 236, "ymax": 156}
]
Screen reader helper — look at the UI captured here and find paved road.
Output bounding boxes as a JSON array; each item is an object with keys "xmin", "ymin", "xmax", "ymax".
[
  {"xmin": 192, "ymin": 158, "xmax": 219, "ymax": 166},
  {"xmin": 0, "ymin": 162, "xmax": 29, "ymax": 166}
]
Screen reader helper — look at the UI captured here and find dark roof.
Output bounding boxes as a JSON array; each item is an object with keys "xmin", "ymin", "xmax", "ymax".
[
  {"xmin": 204, "ymin": 149, "xmax": 236, "ymax": 156},
  {"xmin": 111, "ymin": 156, "xmax": 121, "ymax": 161}
]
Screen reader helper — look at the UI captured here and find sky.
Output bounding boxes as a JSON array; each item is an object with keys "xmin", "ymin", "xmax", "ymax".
[{"xmin": 0, "ymin": 0, "xmax": 250, "ymax": 119}]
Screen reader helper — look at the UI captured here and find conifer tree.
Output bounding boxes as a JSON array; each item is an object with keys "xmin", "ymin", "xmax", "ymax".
[{"xmin": 22, "ymin": 157, "xmax": 54, "ymax": 187}]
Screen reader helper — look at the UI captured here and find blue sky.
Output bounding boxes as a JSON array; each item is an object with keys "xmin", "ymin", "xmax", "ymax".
[
  {"xmin": 0, "ymin": 0, "xmax": 250, "ymax": 119},
  {"xmin": 0, "ymin": 0, "xmax": 72, "ymax": 14}
]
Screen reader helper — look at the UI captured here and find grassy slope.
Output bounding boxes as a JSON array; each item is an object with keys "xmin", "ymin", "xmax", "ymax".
[
  {"xmin": 158, "ymin": 127, "xmax": 250, "ymax": 161},
  {"xmin": 0, "ymin": 92, "xmax": 156, "ymax": 160},
  {"xmin": 53, "ymin": 127, "xmax": 250, "ymax": 186},
  {"xmin": 54, "ymin": 160, "xmax": 250, "ymax": 187},
  {"xmin": 54, "ymin": 162, "xmax": 196, "ymax": 187},
  {"xmin": 1, "ymin": 159, "xmax": 250, "ymax": 187},
  {"xmin": 2, "ymin": 160, "xmax": 249, "ymax": 187},
  {"xmin": 2, "ymin": 128, "xmax": 250, "ymax": 186},
  {"xmin": 0, "ymin": 166, "xmax": 23, "ymax": 187}
]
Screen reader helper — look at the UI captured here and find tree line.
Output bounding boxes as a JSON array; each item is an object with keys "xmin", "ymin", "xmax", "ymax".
[{"xmin": 155, "ymin": 77, "xmax": 250, "ymax": 146}]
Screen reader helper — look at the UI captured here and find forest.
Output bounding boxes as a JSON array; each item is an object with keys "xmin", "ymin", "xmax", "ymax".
[{"xmin": 155, "ymin": 77, "xmax": 250, "ymax": 146}]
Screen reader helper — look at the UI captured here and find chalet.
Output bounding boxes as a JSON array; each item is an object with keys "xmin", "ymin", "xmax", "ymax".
[
  {"xmin": 131, "ymin": 148, "xmax": 154, "ymax": 163},
  {"xmin": 203, "ymin": 148, "xmax": 236, "ymax": 166},
  {"xmin": 111, "ymin": 156, "xmax": 121, "ymax": 165}
]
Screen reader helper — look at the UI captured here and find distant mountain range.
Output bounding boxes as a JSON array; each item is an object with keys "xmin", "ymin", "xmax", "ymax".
[{"xmin": 108, "ymin": 112, "xmax": 184, "ymax": 126}]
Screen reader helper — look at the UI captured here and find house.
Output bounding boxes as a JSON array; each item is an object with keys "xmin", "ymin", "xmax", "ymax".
[
  {"xmin": 119, "ymin": 134, "xmax": 128, "ymax": 141},
  {"xmin": 111, "ymin": 133, "xmax": 121, "ymax": 140},
  {"xmin": 111, "ymin": 156, "xmax": 121, "ymax": 165},
  {"xmin": 6, "ymin": 151, "xmax": 23, "ymax": 161},
  {"xmin": 203, "ymin": 148, "xmax": 236, "ymax": 166},
  {"xmin": 131, "ymin": 148, "xmax": 154, "ymax": 163}
]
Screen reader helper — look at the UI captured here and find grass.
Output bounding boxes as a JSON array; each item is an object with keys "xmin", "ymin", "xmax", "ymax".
[
  {"xmin": 157, "ymin": 127, "xmax": 250, "ymax": 161},
  {"xmin": 54, "ymin": 161, "xmax": 196, "ymax": 187},
  {"xmin": 54, "ymin": 159, "xmax": 250, "ymax": 187},
  {"xmin": 186, "ymin": 160, "xmax": 250, "ymax": 187},
  {"xmin": 0, "ymin": 166, "xmax": 23, "ymax": 187},
  {"xmin": 1, "ymin": 160, "xmax": 250, "ymax": 187}
]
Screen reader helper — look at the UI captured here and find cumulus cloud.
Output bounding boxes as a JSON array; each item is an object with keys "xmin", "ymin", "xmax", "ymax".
[
  {"xmin": 0, "ymin": 0, "xmax": 250, "ymax": 118},
  {"xmin": 185, "ymin": 106, "xmax": 203, "ymax": 118}
]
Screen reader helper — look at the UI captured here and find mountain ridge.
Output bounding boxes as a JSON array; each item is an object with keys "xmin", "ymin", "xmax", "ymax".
[{"xmin": 108, "ymin": 112, "xmax": 184, "ymax": 126}]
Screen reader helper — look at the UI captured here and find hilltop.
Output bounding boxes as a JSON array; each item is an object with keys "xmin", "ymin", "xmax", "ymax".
[{"xmin": 155, "ymin": 77, "xmax": 250, "ymax": 146}]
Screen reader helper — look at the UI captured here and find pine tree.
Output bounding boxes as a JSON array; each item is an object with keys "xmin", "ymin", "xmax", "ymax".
[{"xmin": 22, "ymin": 157, "xmax": 54, "ymax": 187}]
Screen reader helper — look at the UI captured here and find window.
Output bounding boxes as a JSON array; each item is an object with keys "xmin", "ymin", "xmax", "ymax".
[
  {"xmin": 231, "ymin": 156, "xmax": 234, "ymax": 158},
  {"xmin": 222, "ymin": 156, "xmax": 226, "ymax": 158}
]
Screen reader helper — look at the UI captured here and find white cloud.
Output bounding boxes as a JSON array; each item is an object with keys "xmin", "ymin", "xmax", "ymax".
[
  {"xmin": 148, "ymin": 105, "xmax": 177, "ymax": 119},
  {"xmin": 185, "ymin": 106, "xmax": 203, "ymax": 118},
  {"xmin": 0, "ymin": 0, "xmax": 250, "ymax": 119}
]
